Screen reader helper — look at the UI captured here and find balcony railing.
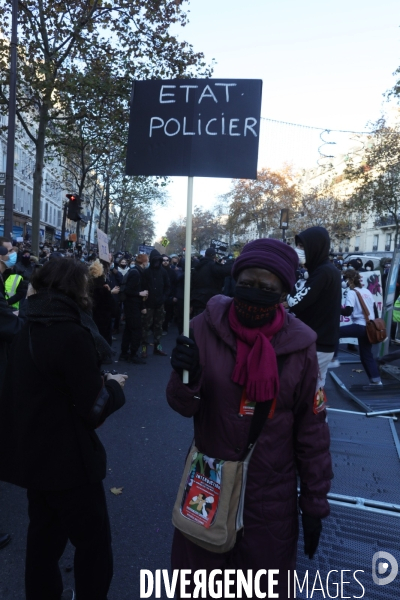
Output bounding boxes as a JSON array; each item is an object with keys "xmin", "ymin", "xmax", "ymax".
[
  {"xmin": 372, "ymin": 245, "xmax": 378, "ymax": 252},
  {"xmin": 385, "ymin": 244, "xmax": 391, "ymax": 251},
  {"xmin": 374, "ymin": 215, "xmax": 399, "ymax": 228}
]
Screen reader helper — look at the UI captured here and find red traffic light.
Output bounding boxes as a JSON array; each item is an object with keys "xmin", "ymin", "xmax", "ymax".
[
  {"xmin": 66, "ymin": 193, "xmax": 78, "ymax": 201},
  {"xmin": 66, "ymin": 193, "xmax": 82, "ymax": 222}
]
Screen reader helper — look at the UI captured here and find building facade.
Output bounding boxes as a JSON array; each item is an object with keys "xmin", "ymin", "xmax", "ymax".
[{"xmin": 0, "ymin": 114, "xmax": 99, "ymax": 246}]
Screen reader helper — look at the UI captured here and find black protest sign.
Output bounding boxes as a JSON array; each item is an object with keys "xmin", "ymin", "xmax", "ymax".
[{"xmin": 126, "ymin": 79, "xmax": 262, "ymax": 179}]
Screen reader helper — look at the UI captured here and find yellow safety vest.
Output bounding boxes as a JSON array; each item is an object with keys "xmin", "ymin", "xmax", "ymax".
[
  {"xmin": 4, "ymin": 274, "xmax": 22, "ymax": 309},
  {"xmin": 394, "ymin": 297, "xmax": 400, "ymax": 323}
]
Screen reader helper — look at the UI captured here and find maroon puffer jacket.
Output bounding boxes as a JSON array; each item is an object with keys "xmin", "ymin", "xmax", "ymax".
[{"xmin": 167, "ymin": 295, "xmax": 332, "ymax": 598}]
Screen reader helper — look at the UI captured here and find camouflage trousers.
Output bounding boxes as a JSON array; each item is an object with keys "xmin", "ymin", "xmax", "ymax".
[{"xmin": 141, "ymin": 306, "xmax": 165, "ymax": 345}]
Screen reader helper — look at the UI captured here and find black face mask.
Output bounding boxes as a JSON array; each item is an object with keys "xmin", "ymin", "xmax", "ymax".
[
  {"xmin": 21, "ymin": 256, "xmax": 31, "ymax": 266},
  {"xmin": 233, "ymin": 286, "xmax": 281, "ymax": 328}
]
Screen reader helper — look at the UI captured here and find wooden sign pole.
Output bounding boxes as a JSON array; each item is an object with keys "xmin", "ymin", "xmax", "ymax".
[
  {"xmin": 182, "ymin": 176, "xmax": 194, "ymax": 384},
  {"xmin": 126, "ymin": 79, "xmax": 263, "ymax": 383}
]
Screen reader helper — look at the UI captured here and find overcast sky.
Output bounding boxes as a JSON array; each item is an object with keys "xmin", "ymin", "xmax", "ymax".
[{"xmin": 153, "ymin": 0, "xmax": 400, "ymax": 239}]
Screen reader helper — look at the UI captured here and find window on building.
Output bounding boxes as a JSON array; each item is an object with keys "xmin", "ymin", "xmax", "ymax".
[
  {"xmin": 45, "ymin": 203, "xmax": 48, "ymax": 222},
  {"xmin": 372, "ymin": 235, "xmax": 379, "ymax": 252},
  {"xmin": 385, "ymin": 233, "xmax": 392, "ymax": 251}
]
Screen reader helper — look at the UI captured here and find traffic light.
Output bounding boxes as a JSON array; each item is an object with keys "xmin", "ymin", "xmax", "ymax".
[{"xmin": 66, "ymin": 193, "xmax": 82, "ymax": 222}]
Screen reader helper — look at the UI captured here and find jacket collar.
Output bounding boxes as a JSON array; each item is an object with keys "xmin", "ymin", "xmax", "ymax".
[{"xmin": 203, "ymin": 295, "xmax": 317, "ymax": 355}]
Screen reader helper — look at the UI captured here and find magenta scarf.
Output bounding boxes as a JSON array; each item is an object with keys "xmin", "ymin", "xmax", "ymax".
[{"xmin": 228, "ymin": 302, "xmax": 285, "ymax": 402}]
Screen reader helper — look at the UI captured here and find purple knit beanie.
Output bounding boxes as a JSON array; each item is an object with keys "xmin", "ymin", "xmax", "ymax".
[{"xmin": 232, "ymin": 238, "xmax": 298, "ymax": 291}]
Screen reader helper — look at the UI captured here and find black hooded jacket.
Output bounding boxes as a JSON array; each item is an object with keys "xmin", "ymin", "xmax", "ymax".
[
  {"xmin": 143, "ymin": 250, "xmax": 170, "ymax": 309},
  {"xmin": 287, "ymin": 227, "xmax": 341, "ymax": 352},
  {"xmin": 190, "ymin": 257, "xmax": 233, "ymax": 309}
]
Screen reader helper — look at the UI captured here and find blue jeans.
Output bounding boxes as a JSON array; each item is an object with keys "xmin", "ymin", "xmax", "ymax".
[{"xmin": 337, "ymin": 323, "xmax": 381, "ymax": 382}]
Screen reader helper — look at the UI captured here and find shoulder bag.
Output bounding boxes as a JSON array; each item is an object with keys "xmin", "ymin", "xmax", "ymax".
[
  {"xmin": 28, "ymin": 325, "xmax": 110, "ymax": 428},
  {"xmin": 354, "ymin": 289, "xmax": 387, "ymax": 344},
  {"xmin": 172, "ymin": 355, "xmax": 285, "ymax": 554}
]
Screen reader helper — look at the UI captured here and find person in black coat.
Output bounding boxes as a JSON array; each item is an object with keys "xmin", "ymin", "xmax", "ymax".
[
  {"xmin": 0, "ymin": 288, "xmax": 25, "ymax": 551},
  {"xmin": 0, "ymin": 247, "xmax": 26, "ymax": 390},
  {"xmin": 190, "ymin": 247, "xmax": 233, "ymax": 316},
  {"xmin": 161, "ymin": 255, "xmax": 178, "ymax": 333},
  {"xmin": 286, "ymin": 226, "xmax": 342, "ymax": 391},
  {"xmin": 119, "ymin": 260, "xmax": 149, "ymax": 364},
  {"xmin": 141, "ymin": 249, "xmax": 170, "ymax": 357},
  {"xmin": 0, "ymin": 259, "xmax": 127, "ymax": 599},
  {"xmin": 89, "ymin": 259, "xmax": 119, "ymax": 349},
  {"xmin": 108, "ymin": 263, "xmax": 123, "ymax": 290},
  {"xmin": 14, "ymin": 250, "xmax": 35, "ymax": 281}
]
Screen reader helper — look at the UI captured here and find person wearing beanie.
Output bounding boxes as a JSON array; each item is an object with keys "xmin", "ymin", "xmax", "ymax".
[
  {"xmin": 286, "ymin": 226, "xmax": 342, "ymax": 387},
  {"xmin": 167, "ymin": 238, "xmax": 332, "ymax": 598},
  {"xmin": 190, "ymin": 247, "xmax": 233, "ymax": 317}
]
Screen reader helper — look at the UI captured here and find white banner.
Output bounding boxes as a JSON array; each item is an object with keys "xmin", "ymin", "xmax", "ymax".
[
  {"xmin": 340, "ymin": 270, "xmax": 383, "ymax": 326},
  {"xmin": 97, "ymin": 228, "xmax": 110, "ymax": 263}
]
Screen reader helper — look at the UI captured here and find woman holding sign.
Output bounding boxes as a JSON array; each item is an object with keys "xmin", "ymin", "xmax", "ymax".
[{"xmin": 167, "ymin": 239, "xmax": 332, "ymax": 599}]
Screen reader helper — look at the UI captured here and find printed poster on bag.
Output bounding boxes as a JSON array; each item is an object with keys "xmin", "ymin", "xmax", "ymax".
[
  {"xmin": 181, "ymin": 452, "xmax": 224, "ymax": 528},
  {"xmin": 239, "ymin": 388, "xmax": 256, "ymax": 416}
]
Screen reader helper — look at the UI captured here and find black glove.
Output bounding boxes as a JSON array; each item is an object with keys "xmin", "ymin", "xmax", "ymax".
[
  {"xmin": 171, "ymin": 333, "xmax": 201, "ymax": 383},
  {"xmin": 302, "ymin": 514, "xmax": 322, "ymax": 559}
]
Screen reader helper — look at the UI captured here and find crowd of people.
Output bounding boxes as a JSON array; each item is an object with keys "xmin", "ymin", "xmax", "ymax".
[
  {"xmin": 2, "ymin": 240, "xmax": 236, "ymax": 366},
  {"xmin": 0, "ymin": 229, "xmax": 399, "ymax": 598}
]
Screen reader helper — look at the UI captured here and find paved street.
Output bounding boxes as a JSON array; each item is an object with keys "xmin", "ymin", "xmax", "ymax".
[{"xmin": 1, "ymin": 326, "xmax": 400, "ymax": 599}]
